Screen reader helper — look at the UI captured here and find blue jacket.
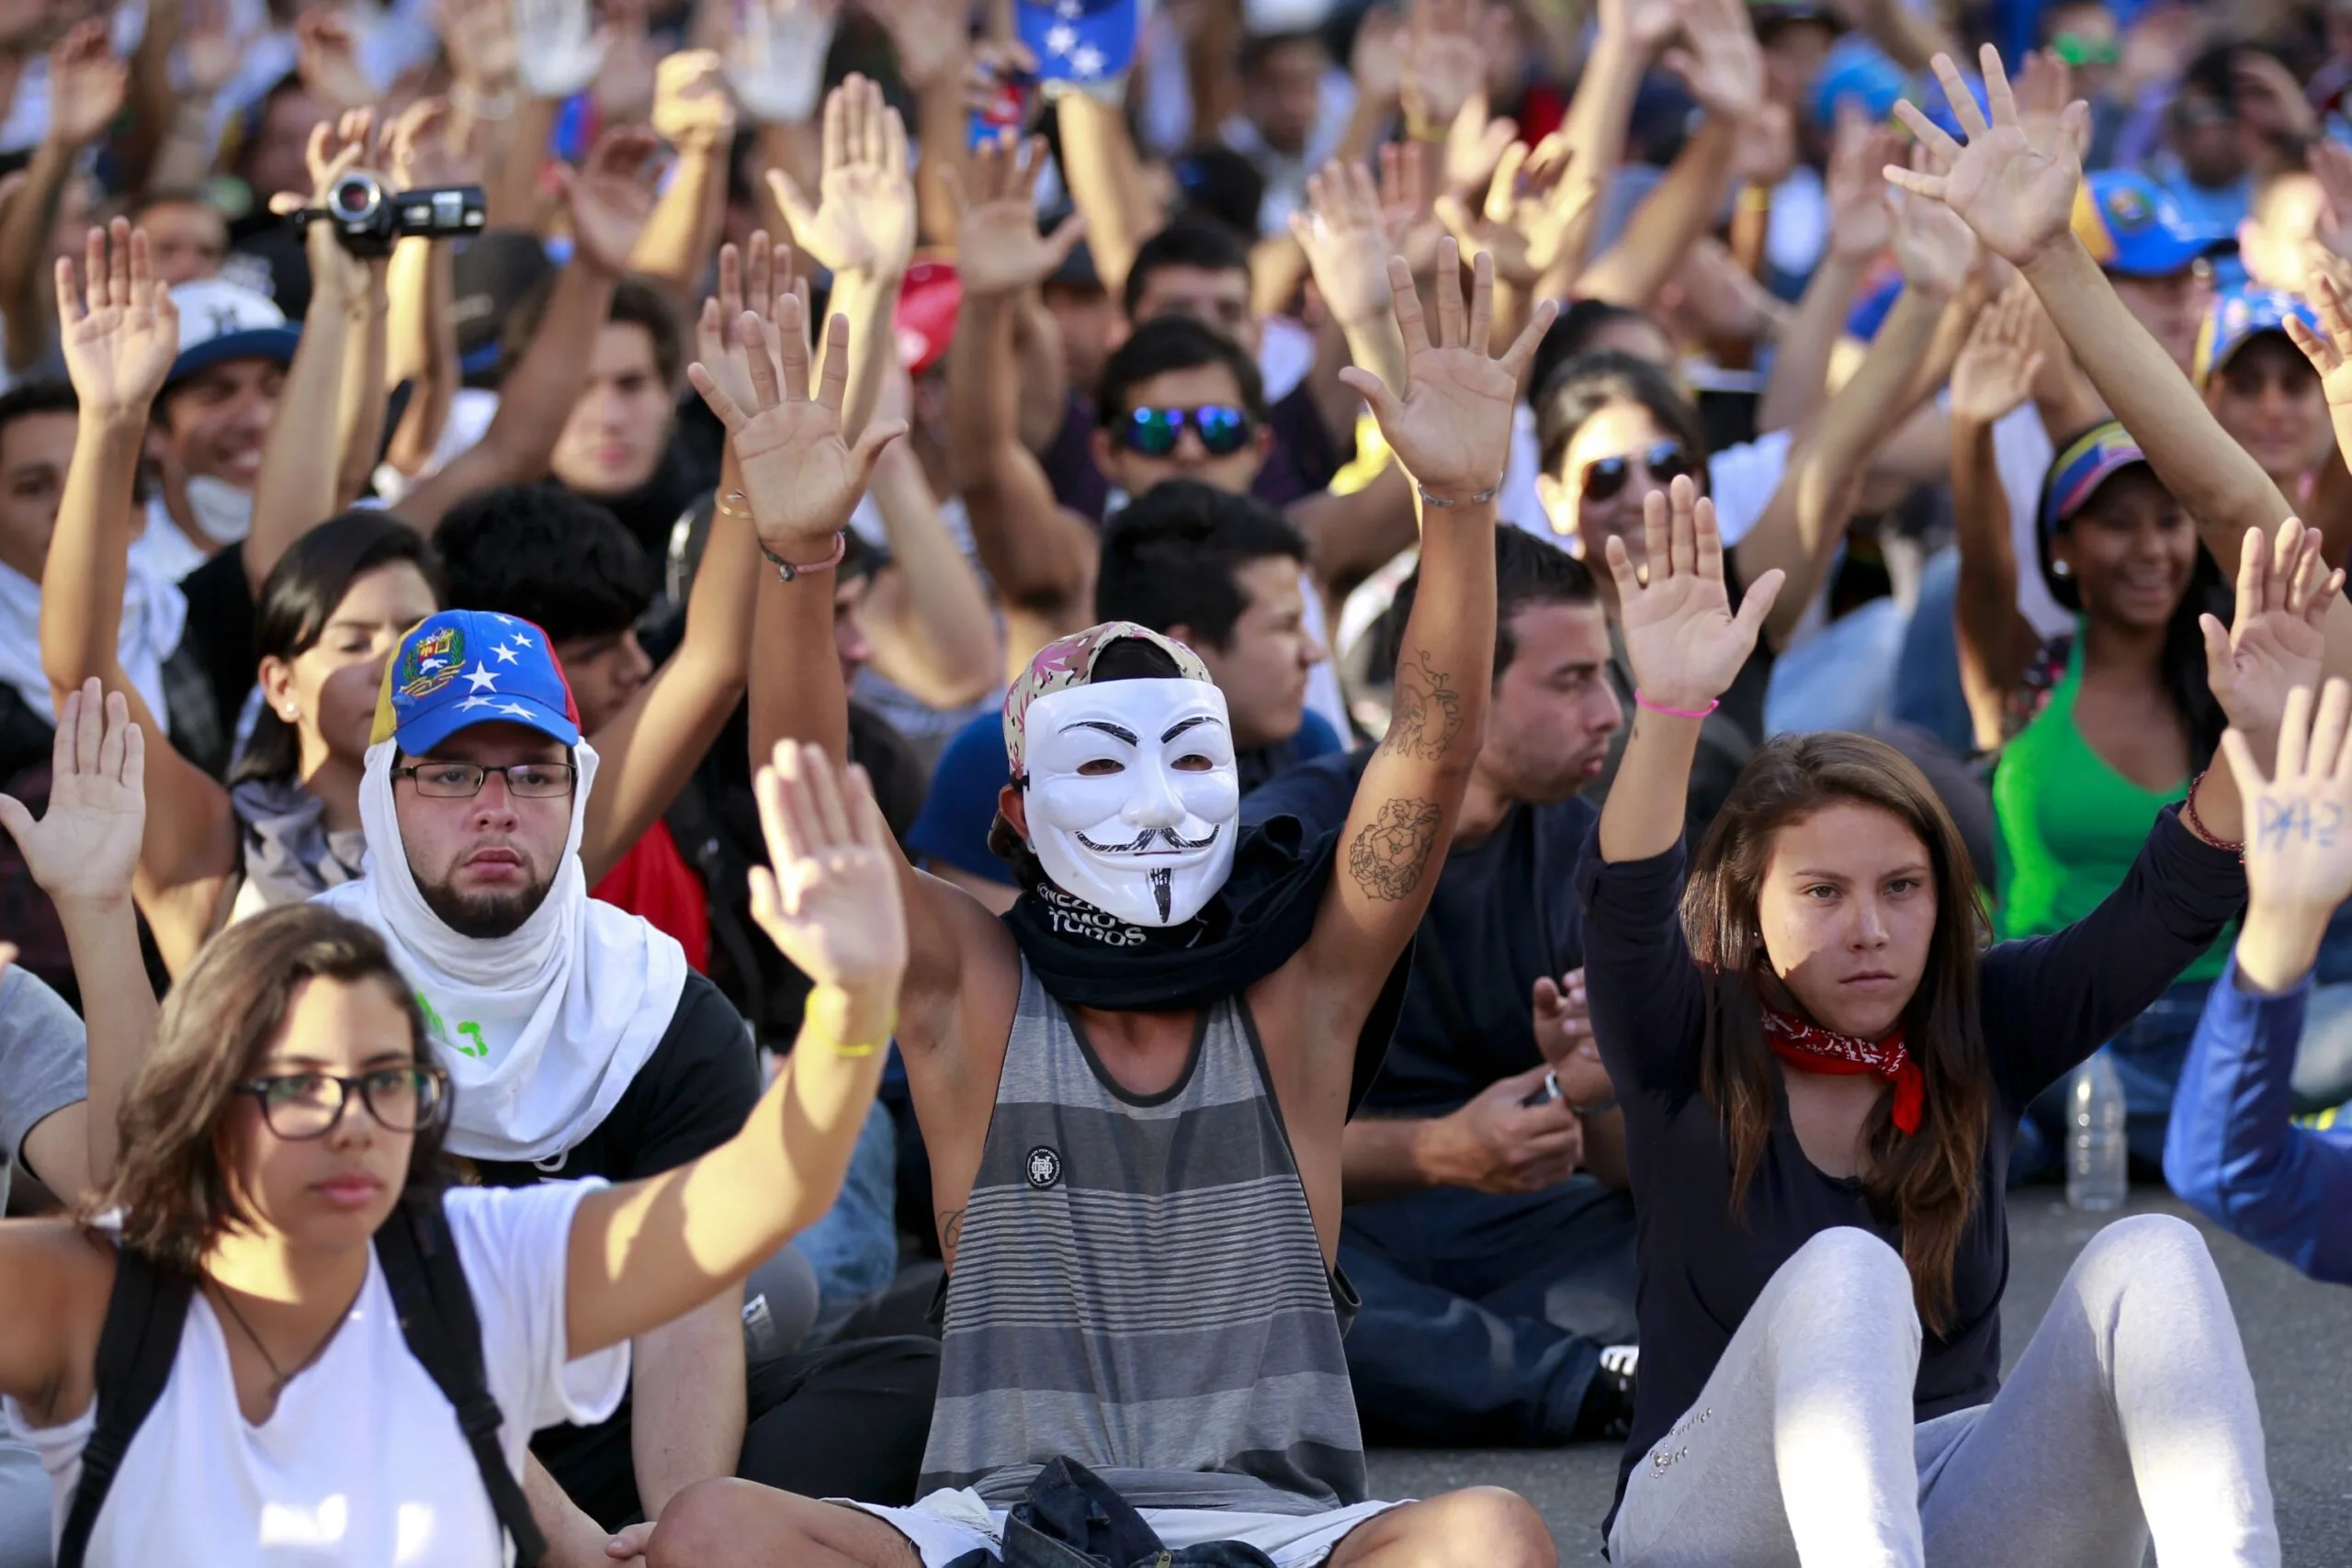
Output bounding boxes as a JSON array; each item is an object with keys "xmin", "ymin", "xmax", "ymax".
[{"xmin": 2163, "ymin": 959, "xmax": 2352, "ymax": 1284}]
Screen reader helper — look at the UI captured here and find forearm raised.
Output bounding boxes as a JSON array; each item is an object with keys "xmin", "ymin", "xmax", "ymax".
[
  {"xmin": 41, "ymin": 415, "xmax": 144, "ymax": 693},
  {"xmin": 53, "ymin": 892, "xmax": 153, "ymax": 1186}
]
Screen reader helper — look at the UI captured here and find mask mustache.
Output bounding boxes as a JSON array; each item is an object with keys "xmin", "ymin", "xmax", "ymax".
[{"xmin": 1075, "ymin": 824, "xmax": 1224, "ymax": 854}]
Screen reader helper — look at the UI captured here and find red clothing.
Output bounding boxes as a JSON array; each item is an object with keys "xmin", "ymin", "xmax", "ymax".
[{"xmin": 591, "ymin": 819, "xmax": 710, "ymax": 972}]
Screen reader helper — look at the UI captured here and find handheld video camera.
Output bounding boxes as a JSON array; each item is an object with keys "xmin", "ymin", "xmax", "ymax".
[{"xmin": 298, "ymin": 175, "xmax": 489, "ymax": 258}]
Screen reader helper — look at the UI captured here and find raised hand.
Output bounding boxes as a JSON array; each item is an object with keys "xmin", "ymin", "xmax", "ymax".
[
  {"xmin": 748, "ymin": 742, "xmax": 908, "ymax": 1008},
  {"xmin": 1887, "ymin": 141, "xmax": 1977, "ymax": 296},
  {"xmin": 865, "ymin": 0, "xmax": 971, "ymax": 95},
  {"xmin": 1434, "ymin": 133, "xmax": 1584, "ymax": 288},
  {"xmin": 294, "ymin": 6, "xmax": 375, "ymax": 113},
  {"xmin": 1341, "ymin": 239, "xmax": 1555, "ymax": 502},
  {"xmin": 695, "ymin": 231, "xmax": 808, "ymax": 421},
  {"xmin": 182, "ymin": 0, "xmax": 243, "ymax": 99},
  {"xmin": 435, "ymin": 0, "xmax": 518, "ymax": 92},
  {"xmin": 769, "ymin": 74, "xmax": 914, "ymax": 282},
  {"xmin": 947, "ymin": 133, "xmax": 1085, "ymax": 299},
  {"xmin": 1292, "ymin": 161, "xmax": 1396, "ymax": 326},
  {"xmin": 1599, "ymin": 0, "xmax": 1683, "ymax": 54},
  {"xmin": 1377, "ymin": 140, "xmax": 1445, "ymax": 276},
  {"xmin": 2201, "ymin": 518, "xmax": 2343, "ymax": 742},
  {"xmin": 1823, "ymin": 104, "xmax": 1901, "ymax": 265},
  {"xmin": 590, "ymin": 0, "xmax": 661, "ymax": 122},
  {"xmin": 0, "ymin": 680, "xmax": 144, "ymax": 911},
  {"xmin": 1886, "ymin": 46, "xmax": 2085, "ymax": 269},
  {"xmin": 1438, "ymin": 93, "xmax": 1517, "ymax": 204},
  {"xmin": 1949, "ymin": 279, "xmax": 2044, "ymax": 426},
  {"xmin": 2226, "ymin": 681, "xmax": 2352, "ymax": 920},
  {"xmin": 1349, "ymin": 6, "xmax": 1405, "ymax": 107},
  {"xmin": 2308, "ymin": 141, "xmax": 2352, "ymax": 270},
  {"xmin": 46, "ymin": 18, "xmax": 125, "ymax": 148},
  {"xmin": 688, "ymin": 288, "xmax": 905, "ymax": 558},
  {"xmin": 383, "ymin": 98, "xmax": 481, "ymax": 189},
  {"xmin": 1607, "ymin": 475, "xmax": 1783, "ymax": 711},
  {"xmin": 1400, "ymin": 0, "xmax": 1483, "ymax": 134},
  {"xmin": 727, "ymin": 0, "xmax": 839, "ymax": 126},
  {"xmin": 558, "ymin": 125, "xmax": 663, "ymax": 276},
  {"xmin": 650, "ymin": 49, "xmax": 737, "ymax": 152},
  {"xmin": 2011, "ymin": 47, "xmax": 2082, "ymax": 160},
  {"xmin": 55, "ymin": 220, "xmax": 180, "ymax": 421},
  {"xmin": 513, "ymin": 0, "xmax": 608, "ymax": 101},
  {"xmin": 2285, "ymin": 273, "xmax": 2352, "ymax": 412},
  {"xmin": 1663, "ymin": 0, "xmax": 1761, "ymax": 124}
]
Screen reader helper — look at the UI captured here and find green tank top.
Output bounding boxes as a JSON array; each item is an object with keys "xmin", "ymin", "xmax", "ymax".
[{"xmin": 1991, "ymin": 633, "xmax": 2231, "ymax": 980}]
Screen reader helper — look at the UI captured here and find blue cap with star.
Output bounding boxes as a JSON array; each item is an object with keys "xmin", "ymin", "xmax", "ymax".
[
  {"xmin": 1019, "ymin": 0, "xmax": 1138, "ymax": 89},
  {"xmin": 372, "ymin": 610, "xmax": 582, "ymax": 755}
]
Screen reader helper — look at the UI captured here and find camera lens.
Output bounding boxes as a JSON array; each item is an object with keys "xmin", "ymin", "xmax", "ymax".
[{"xmin": 331, "ymin": 175, "xmax": 379, "ymax": 217}]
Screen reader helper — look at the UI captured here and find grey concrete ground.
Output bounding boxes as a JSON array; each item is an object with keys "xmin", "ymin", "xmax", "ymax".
[{"xmin": 1366, "ymin": 1190, "xmax": 2352, "ymax": 1565}]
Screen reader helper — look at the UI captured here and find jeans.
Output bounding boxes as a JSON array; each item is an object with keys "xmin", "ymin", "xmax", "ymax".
[
  {"xmin": 2015, "ymin": 977, "xmax": 2214, "ymax": 1183},
  {"xmin": 794, "ymin": 1099, "xmax": 904, "ymax": 1340},
  {"xmin": 1764, "ymin": 598, "xmax": 1910, "ymax": 738},
  {"xmin": 1338, "ymin": 1178, "xmax": 1638, "ymax": 1446},
  {"xmin": 1608, "ymin": 1219, "xmax": 2277, "ymax": 1566},
  {"xmin": 1889, "ymin": 547, "xmax": 1975, "ymax": 759}
]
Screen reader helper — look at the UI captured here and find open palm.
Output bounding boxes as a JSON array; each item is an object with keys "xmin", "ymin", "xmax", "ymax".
[
  {"xmin": 771, "ymin": 74, "xmax": 913, "ymax": 281},
  {"xmin": 1348, "ymin": 241, "xmax": 1555, "ymax": 499},
  {"xmin": 2203, "ymin": 520, "xmax": 2343, "ymax": 740},
  {"xmin": 950, "ymin": 134, "xmax": 1085, "ymax": 299},
  {"xmin": 0, "ymin": 681, "xmax": 144, "ymax": 908},
  {"xmin": 2223, "ymin": 681, "xmax": 2352, "ymax": 917},
  {"xmin": 1610, "ymin": 478, "xmax": 1782, "ymax": 711},
  {"xmin": 750, "ymin": 742, "xmax": 907, "ymax": 997},
  {"xmin": 1886, "ymin": 47, "xmax": 2083, "ymax": 269},
  {"xmin": 2286, "ymin": 274, "xmax": 2352, "ymax": 412},
  {"xmin": 56, "ymin": 220, "xmax": 178, "ymax": 420}
]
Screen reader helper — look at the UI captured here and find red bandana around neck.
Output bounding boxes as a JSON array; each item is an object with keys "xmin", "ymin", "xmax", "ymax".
[{"xmin": 1760, "ymin": 1007, "xmax": 1924, "ymax": 1135}]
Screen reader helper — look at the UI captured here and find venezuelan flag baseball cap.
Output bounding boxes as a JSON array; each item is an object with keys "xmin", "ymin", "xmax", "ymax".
[
  {"xmin": 2071, "ymin": 170, "xmax": 2233, "ymax": 279},
  {"xmin": 371, "ymin": 610, "xmax": 582, "ymax": 756},
  {"xmin": 2040, "ymin": 421, "xmax": 2152, "ymax": 538},
  {"xmin": 2192, "ymin": 284, "xmax": 2320, "ymax": 389}
]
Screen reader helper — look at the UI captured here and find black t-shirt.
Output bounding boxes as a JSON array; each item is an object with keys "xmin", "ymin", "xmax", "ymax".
[
  {"xmin": 1576, "ymin": 807, "xmax": 2245, "ymax": 1529},
  {"xmin": 465, "ymin": 971, "xmax": 760, "ymax": 1486},
  {"xmin": 1244, "ymin": 747, "xmax": 1595, "ymax": 1114},
  {"xmin": 180, "ymin": 543, "xmax": 256, "ymax": 765}
]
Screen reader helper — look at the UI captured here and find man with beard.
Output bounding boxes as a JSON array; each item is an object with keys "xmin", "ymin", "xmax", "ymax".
[
  {"xmin": 316, "ymin": 609, "xmax": 938, "ymax": 1566},
  {"xmin": 646, "ymin": 243, "xmax": 1557, "ymax": 1563}
]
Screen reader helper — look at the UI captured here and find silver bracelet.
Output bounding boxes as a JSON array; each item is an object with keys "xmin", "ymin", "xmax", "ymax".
[{"xmin": 1418, "ymin": 480, "xmax": 1501, "ymax": 509}]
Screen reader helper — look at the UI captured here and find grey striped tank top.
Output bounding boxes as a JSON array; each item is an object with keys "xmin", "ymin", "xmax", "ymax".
[{"xmin": 920, "ymin": 959, "xmax": 1368, "ymax": 1516}]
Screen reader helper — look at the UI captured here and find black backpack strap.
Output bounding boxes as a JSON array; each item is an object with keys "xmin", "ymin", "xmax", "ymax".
[
  {"xmin": 58, "ymin": 1246, "xmax": 194, "ymax": 1568},
  {"xmin": 377, "ymin": 1196, "xmax": 548, "ymax": 1567}
]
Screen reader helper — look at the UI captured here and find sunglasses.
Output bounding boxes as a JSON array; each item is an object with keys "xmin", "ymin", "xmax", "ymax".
[
  {"xmin": 2052, "ymin": 31, "xmax": 2118, "ymax": 66},
  {"xmin": 1581, "ymin": 443, "xmax": 1692, "ymax": 502},
  {"xmin": 1120, "ymin": 405, "xmax": 1256, "ymax": 458}
]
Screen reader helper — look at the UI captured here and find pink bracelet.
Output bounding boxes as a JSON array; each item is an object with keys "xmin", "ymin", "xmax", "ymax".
[{"xmin": 1634, "ymin": 690, "xmax": 1719, "ymax": 721}]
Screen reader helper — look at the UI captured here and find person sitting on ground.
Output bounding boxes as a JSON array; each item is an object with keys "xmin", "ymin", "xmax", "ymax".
[
  {"xmin": 910, "ymin": 479, "xmax": 1339, "ymax": 914},
  {"xmin": 311, "ymin": 609, "xmax": 941, "ymax": 1557},
  {"xmin": 1242, "ymin": 526, "xmax": 1640, "ymax": 1449},
  {"xmin": 0, "ymin": 680, "xmax": 909, "ymax": 1566},
  {"xmin": 647, "ymin": 245, "xmax": 1561, "ymax": 1567},
  {"xmin": 2165, "ymin": 677, "xmax": 2352, "ymax": 1285},
  {"xmin": 1584, "ymin": 471, "xmax": 2301, "ymax": 1566}
]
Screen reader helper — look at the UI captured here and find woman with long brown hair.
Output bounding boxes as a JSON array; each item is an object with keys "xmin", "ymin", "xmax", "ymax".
[
  {"xmin": 1581, "ymin": 477, "xmax": 2300, "ymax": 1565},
  {"xmin": 0, "ymin": 722, "xmax": 903, "ymax": 1568}
]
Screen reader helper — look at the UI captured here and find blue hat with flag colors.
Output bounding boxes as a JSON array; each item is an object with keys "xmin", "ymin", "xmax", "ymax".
[
  {"xmin": 2192, "ymin": 284, "xmax": 2321, "ymax": 388},
  {"xmin": 372, "ymin": 610, "xmax": 582, "ymax": 756},
  {"xmin": 2070, "ymin": 170, "xmax": 2233, "ymax": 279},
  {"xmin": 2040, "ymin": 421, "xmax": 2151, "ymax": 539},
  {"xmin": 1019, "ymin": 0, "xmax": 1138, "ymax": 89}
]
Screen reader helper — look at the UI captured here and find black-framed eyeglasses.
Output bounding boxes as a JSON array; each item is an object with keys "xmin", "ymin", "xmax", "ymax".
[
  {"xmin": 1120, "ymin": 404, "xmax": 1256, "ymax": 458},
  {"xmin": 391, "ymin": 761, "xmax": 578, "ymax": 799},
  {"xmin": 1582, "ymin": 443, "xmax": 1692, "ymax": 502},
  {"xmin": 236, "ymin": 1066, "xmax": 450, "ymax": 1140}
]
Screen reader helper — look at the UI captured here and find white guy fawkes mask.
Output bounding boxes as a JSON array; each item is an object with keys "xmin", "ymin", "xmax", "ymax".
[{"xmin": 1020, "ymin": 678, "xmax": 1241, "ymax": 928}]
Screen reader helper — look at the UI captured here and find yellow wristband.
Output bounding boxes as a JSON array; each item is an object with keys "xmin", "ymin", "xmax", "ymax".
[{"xmin": 806, "ymin": 984, "xmax": 898, "ymax": 1057}]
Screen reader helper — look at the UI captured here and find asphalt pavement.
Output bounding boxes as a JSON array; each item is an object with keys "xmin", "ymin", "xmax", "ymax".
[{"xmin": 1365, "ymin": 1190, "xmax": 2352, "ymax": 1566}]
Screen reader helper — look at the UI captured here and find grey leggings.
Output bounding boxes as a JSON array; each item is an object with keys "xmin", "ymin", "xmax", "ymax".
[{"xmin": 1608, "ymin": 1217, "xmax": 2279, "ymax": 1568}]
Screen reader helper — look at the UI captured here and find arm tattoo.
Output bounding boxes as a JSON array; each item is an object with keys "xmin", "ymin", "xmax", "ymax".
[
  {"xmin": 1347, "ymin": 797, "xmax": 1443, "ymax": 901},
  {"xmin": 1381, "ymin": 651, "xmax": 1463, "ymax": 761},
  {"xmin": 938, "ymin": 1209, "xmax": 966, "ymax": 1260}
]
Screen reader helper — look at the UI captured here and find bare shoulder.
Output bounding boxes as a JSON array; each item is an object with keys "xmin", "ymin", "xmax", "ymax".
[
  {"xmin": 0, "ymin": 1220, "xmax": 116, "ymax": 1424},
  {"xmin": 901, "ymin": 867, "xmax": 1022, "ymax": 1076}
]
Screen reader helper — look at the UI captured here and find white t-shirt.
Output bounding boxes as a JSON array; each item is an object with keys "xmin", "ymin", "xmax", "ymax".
[
  {"xmin": 6, "ymin": 1180, "xmax": 629, "ymax": 1567},
  {"xmin": 1988, "ymin": 401, "xmax": 2073, "ymax": 639}
]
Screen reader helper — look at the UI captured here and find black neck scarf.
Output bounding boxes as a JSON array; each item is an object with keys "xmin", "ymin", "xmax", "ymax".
[{"xmin": 1003, "ymin": 815, "xmax": 1412, "ymax": 1116}]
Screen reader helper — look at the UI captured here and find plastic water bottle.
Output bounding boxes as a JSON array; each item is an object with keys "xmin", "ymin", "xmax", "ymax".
[{"xmin": 2067, "ymin": 1050, "xmax": 2129, "ymax": 1212}]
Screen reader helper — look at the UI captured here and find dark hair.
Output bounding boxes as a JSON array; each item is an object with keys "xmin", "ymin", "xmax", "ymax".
[
  {"xmin": 2177, "ymin": 45, "xmax": 2241, "ymax": 112},
  {"xmin": 435, "ymin": 485, "xmax": 653, "ymax": 642},
  {"xmin": 2036, "ymin": 447, "xmax": 2227, "ymax": 770},
  {"xmin": 0, "ymin": 378, "xmax": 77, "ymax": 451},
  {"xmin": 1682, "ymin": 733, "xmax": 1992, "ymax": 1333},
  {"xmin": 1122, "ymin": 220, "xmax": 1254, "ymax": 324},
  {"xmin": 1533, "ymin": 349, "xmax": 1712, "ymax": 481},
  {"xmin": 128, "ymin": 186, "xmax": 224, "ymax": 222},
  {"xmin": 503, "ymin": 273, "xmax": 684, "ymax": 387},
  {"xmin": 1169, "ymin": 145, "xmax": 1270, "ymax": 239},
  {"xmin": 92, "ymin": 906, "xmax": 448, "ymax": 1270},
  {"xmin": 1527, "ymin": 302, "xmax": 1666, "ymax": 409},
  {"xmin": 1238, "ymin": 28, "xmax": 1326, "ymax": 73},
  {"xmin": 987, "ymin": 634, "xmax": 1187, "ymax": 884},
  {"xmin": 235, "ymin": 513, "xmax": 444, "ymax": 786},
  {"xmin": 1387, "ymin": 525, "xmax": 1599, "ymax": 680},
  {"xmin": 1096, "ymin": 479, "xmax": 1306, "ymax": 649},
  {"xmin": 1096, "ymin": 314, "xmax": 1270, "ymax": 432}
]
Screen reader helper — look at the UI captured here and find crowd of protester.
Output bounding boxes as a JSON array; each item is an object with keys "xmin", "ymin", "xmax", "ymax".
[{"xmin": 2, "ymin": 0, "xmax": 2352, "ymax": 1561}]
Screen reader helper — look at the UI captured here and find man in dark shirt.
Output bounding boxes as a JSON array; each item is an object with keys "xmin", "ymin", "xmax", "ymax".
[
  {"xmin": 1243, "ymin": 528, "xmax": 1641, "ymax": 1446},
  {"xmin": 910, "ymin": 479, "xmax": 1339, "ymax": 911}
]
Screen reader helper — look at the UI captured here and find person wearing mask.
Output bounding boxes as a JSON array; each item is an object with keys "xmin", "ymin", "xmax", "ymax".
[
  {"xmin": 909, "ymin": 478, "xmax": 1340, "ymax": 914},
  {"xmin": 1582, "ymin": 476, "xmax": 2298, "ymax": 1566},
  {"xmin": 0, "ymin": 676, "xmax": 910, "ymax": 1566},
  {"xmin": 1242, "ymin": 527, "xmax": 1640, "ymax": 1449}
]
